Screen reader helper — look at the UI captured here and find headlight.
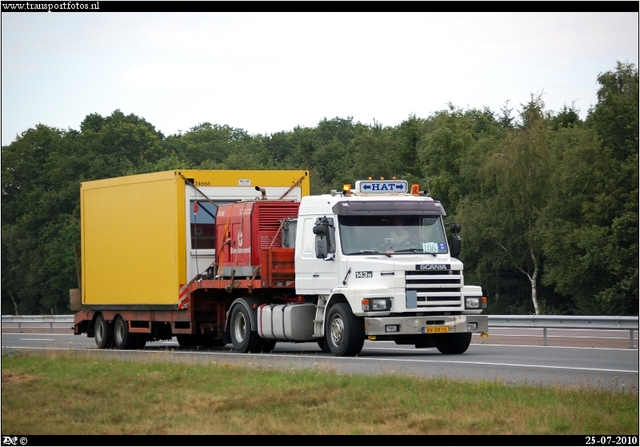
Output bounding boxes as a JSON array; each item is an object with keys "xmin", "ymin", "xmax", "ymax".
[
  {"xmin": 465, "ymin": 297, "xmax": 481, "ymax": 309},
  {"xmin": 362, "ymin": 298, "xmax": 391, "ymax": 311}
]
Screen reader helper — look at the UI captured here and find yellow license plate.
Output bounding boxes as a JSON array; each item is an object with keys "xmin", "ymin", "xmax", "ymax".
[{"xmin": 423, "ymin": 326, "xmax": 449, "ymax": 334}]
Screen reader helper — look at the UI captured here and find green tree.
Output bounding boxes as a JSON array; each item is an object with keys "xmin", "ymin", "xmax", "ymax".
[
  {"xmin": 2, "ymin": 125, "xmax": 71, "ymax": 314},
  {"xmin": 349, "ymin": 124, "xmax": 400, "ymax": 181},
  {"xmin": 542, "ymin": 62, "xmax": 638, "ymax": 315},
  {"xmin": 279, "ymin": 117, "xmax": 360, "ymax": 193},
  {"xmin": 458, "ymin": 96, "xmax": 551, "ymax": 314}
]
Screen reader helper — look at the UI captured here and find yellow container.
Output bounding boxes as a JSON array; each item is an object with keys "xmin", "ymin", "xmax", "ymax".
[{"xmin": 80, "ymin": 170, "xmax": 309, "ymax": 306}]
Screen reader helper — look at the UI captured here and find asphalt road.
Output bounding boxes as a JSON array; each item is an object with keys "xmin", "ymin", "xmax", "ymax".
[{"xmin": 2, "ymin": 330, "xmax": 637, "ymax": 394}]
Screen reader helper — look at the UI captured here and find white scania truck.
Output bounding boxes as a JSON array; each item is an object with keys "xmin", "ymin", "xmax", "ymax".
[{"xmin": 283, "ymin": 179, "xmax": 489, "ymax": 355}]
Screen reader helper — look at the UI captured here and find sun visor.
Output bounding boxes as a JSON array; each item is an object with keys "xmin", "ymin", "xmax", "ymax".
[{"xmin": 332, "ymin": 200, "xmax": 446, "ymax": 216}]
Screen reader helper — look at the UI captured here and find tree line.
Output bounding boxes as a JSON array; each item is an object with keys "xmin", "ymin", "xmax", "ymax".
[{"xmin": 2, "ymin": 62, "xmax": 637, "ymax": 316}]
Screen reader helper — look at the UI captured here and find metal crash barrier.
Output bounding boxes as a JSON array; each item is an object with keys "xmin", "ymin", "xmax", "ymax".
[
  {"xmin": 2, "ymin": 314, "xmax": 638, "ymax": 348},
  {"xmin": 489, "ymin": 315, "xmax": 638, "ymax": 349}
]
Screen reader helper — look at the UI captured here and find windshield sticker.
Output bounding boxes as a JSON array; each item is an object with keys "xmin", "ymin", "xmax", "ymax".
[{"xmin": 422, "ymin": 242, "xmax": 438, "ymax": 252}]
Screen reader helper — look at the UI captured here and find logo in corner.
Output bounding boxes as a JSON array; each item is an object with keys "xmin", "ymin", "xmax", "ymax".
[{"xmin": 2, "ymin": 437, "xmax": 28, "ymax": 446}]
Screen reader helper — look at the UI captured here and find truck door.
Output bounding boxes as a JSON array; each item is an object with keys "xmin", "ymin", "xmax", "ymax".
[{"xmin": 295, "ymin": 216, "xmax": 339, "ymax": 294}]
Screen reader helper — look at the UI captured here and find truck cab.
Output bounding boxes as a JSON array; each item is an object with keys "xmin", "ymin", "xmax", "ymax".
[{"xmin": 294, "ymin": 179, "xmax": 488, "ymax": 355}]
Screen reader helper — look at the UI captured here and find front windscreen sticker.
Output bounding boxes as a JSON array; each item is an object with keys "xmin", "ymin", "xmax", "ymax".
[{"xmin": 422, "ymin": 242, "xmax": 438, "ymax": 252}]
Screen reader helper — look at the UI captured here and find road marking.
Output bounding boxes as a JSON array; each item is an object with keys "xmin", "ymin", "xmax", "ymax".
[
  {"xmin": 5, "ymin": 345, "xmax": 637, "ymax": 375},
  {"xmin": 18, "ymin": 338, "xmax": 57, "ymax": 341}
]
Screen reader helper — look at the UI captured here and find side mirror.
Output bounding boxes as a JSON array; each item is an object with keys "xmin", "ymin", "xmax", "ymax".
[
  {"xmin": 315, "ymin": 236, "xmax": 328, "ymax": 259},
  {"xmin": 446, "ymin": 222, "xmax": 462, "ymax": 258},
  {"xmin": 313, "ymin": 216, "xmax": 335, "ymax": 260},
  {"xmin": 449, "ymin": 234, "xmax": 461, "ymax": 258}
]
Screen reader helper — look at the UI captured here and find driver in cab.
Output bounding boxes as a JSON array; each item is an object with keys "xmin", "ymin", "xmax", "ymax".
[{"xmin": 389, "ymin": 218, "xmax": 420, "ymax": 246}]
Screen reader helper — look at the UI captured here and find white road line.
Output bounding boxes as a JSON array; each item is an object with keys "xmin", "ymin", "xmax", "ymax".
[{"xmin": 6, "ymin": 345, "xmax": 637, "ymax": 374}]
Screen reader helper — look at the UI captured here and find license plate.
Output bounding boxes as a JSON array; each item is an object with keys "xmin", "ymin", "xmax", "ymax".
[{"xmin": 423, "ymin": 326, "xmax": 449, "ymax": 334}]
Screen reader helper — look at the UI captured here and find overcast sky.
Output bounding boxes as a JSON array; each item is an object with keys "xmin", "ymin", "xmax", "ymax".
[{"xmin": 2, "ymin": 11, "xmax": 638, "ymax": 145}]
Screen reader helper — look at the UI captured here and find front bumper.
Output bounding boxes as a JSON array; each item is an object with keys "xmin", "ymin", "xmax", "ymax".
[{"xmin": 364, "ymin": 314, "xmax": 488, "ymax": 336}]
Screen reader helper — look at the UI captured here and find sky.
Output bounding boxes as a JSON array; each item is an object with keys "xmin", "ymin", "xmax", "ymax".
[{"xmin": 1, "ymin": 10, "xmax": 638, "ymax": 145}]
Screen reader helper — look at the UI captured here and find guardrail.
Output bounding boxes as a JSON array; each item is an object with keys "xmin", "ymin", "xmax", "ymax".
[
  {"xmin": 2, "ymin": 314, "xmax": 638, "ymax": 348},
  {"xmin": 2, "ymin": 315, "xmax": 73, "ymax": 334},
  {"xmin": 489, "ymin": 315, "xmax": 638, "ymax": 349}
]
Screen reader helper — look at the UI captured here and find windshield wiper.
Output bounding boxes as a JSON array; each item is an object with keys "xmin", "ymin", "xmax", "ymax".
[
  {"xmin": 394, "ymin": 248, "xmax": 437, "ymax": 256},
  {"xmin": 348, "ymin": 249, "xmax": 391, "ymax": 257}
]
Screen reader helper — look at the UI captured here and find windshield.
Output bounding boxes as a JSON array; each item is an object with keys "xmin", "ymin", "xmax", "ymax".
[{"xmin": 338, "ymin": 214, "xmax": 448, "ymax": 255}]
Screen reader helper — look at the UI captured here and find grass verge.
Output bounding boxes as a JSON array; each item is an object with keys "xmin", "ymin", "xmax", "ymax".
[{"xmin": 1, "ymin": 350, "xmax": 637, "ymax": 435}]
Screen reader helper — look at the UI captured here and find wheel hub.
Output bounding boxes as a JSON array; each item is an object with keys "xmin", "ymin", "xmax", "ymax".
[
  {"xmin": 233, "ymin": 312, "xmax": 247, "ymax": 343},
  {"xmin": 330, "ymin": 315, "xmax": 344, "ymax": 346}
]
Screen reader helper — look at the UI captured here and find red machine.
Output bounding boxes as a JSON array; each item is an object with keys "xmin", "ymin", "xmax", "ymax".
[{"xmin": 215, "ymin": 201, "xmax": 301, "ymax": 284}]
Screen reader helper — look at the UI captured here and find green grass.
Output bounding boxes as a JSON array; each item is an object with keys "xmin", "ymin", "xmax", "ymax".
[{"xmin": 1, "ymin": 350, "xmax": 637, "ymax": 435}]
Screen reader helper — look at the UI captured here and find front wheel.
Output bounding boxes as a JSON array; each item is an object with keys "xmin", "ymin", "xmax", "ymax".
[
  {"xmin": 434, "ymin": 332, "xmax": 472, "ymax": 354},
  {"xmin": 325, "ymin": 303, "xmax": 365, "ymax": 357},
  {"xmin": 229, "ymin": 304, "xmax": 263, "ymax": 353}
]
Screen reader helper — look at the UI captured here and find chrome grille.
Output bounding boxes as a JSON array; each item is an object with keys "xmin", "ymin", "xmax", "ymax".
[{"xmin": 405, "ymin": 269, "xmax": 462, "ymax": 308}]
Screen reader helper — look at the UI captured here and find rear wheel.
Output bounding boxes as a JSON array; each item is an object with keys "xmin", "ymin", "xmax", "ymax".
[
  {"xmin": 229, "ymin": 304, "xmax": 263, "ymax": 353},
  {"xmin": 114, "ymin": 316, "xmax": 135, "ymax": 350},
  {"xmin": 435, "ymin": 333, "xmax": 472, "ymax": 354},
  {"xmin": 94, "ymin": 314, "xmax": 114, "ymax": 349},
  {"xmin": 325, "ymin": 303, "xmax": 365, "ymax": 357}
]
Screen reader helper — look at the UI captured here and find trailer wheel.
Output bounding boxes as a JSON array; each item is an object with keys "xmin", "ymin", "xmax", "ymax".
[
  {"xmin": 434, "ymin": 333, "xmax": 472, "ymax": 355},
  {"xmin": 114, "ymin": 316, "xmax": 135, "ymax": 350},
  {"xmin": 94, "ymin": 314, "xmax": 114, "ymax": 349},
  {"xmin": 325, "ymin": 303, "xmax": 365, "ymax": 357},
  {"xmin": 229, "ymin": 305, "xmax": 263, "ymax": 353}
]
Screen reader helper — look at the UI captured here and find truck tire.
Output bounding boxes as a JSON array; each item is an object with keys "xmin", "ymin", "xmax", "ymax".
[
  {"xmin": 94, "ymin": 314, "xmax": 114, "ymax": 349},
  {"xmin": 325, "ymin": 303, "xmax": 365, "ymax": 357},
  {"xmin": 114, "ymin": 316, "xmax": 135, "ymax": 350},
  {"xmin": 434, "ymin": 332, "xmax": 472, "ymax": 354},
  {"xmin": 229, "ymin": 305, "xmax": 263, "ymax": 353}
]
